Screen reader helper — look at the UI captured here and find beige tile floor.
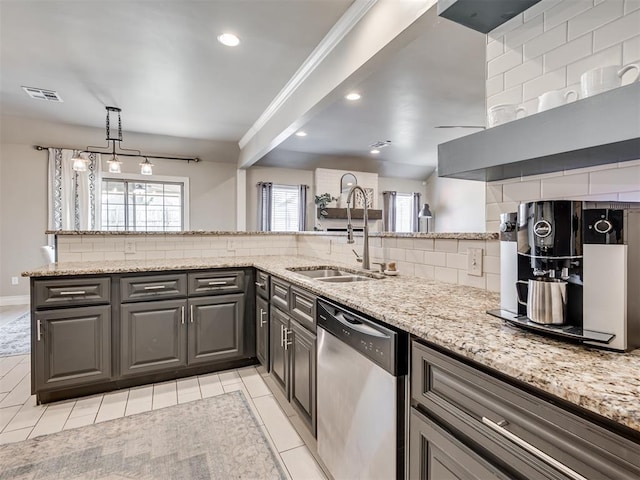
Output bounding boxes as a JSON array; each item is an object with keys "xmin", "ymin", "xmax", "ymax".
[{"xmin": 0, "ymin": 305, "xmax": 327, "ymax": 480}]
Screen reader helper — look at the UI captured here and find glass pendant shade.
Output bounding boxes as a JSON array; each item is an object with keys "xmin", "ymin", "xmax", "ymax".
[
  {"xmin": 139, "ymin": 157, "xmax": 153, "ymax": 175},
  {"xmin": 107, "ymin": 155, "xmax": 122, "ymax": 174},
  {"xmin": 72, "ymin": 155, "xmax": 88, "ymax": 172}
]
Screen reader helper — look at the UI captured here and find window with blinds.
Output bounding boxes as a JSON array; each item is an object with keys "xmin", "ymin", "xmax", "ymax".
[
  {"xmin": 395, "ymin": 193, "xmax": 414, "ymax": 232},
  {"xmin": 271, "ymin": 185, "xmax": 300, "ymax": 232},
  {"xmin": 101, "ymin": 178, "xmax": 184, "ymax": 231}
]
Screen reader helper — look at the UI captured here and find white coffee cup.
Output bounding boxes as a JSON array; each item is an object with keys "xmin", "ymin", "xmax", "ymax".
[
  {"xmin": 580, "ymin": 64, "xmax": 640, "ymax": 98},
  {"xmin": 487, "ymin": 104, "xmax": 527, "ymax": 127},
  {"xmin": 537, "ymin": 89, "xmax": 578, "ymax": 112}
]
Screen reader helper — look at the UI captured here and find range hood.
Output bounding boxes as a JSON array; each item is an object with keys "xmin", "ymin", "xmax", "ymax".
[
  {"xmin": 437, "ymin": 83, "xmax": 640, "ymax": 182},
  {"xmin": 437, "ymin": 0, "xmax": 542, "ymax": 33}
]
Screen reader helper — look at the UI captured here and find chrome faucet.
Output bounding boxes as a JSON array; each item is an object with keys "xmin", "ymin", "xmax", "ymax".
[{"xmin": 346, "ymin": 185, "xmax": 370, "ymax": 270}]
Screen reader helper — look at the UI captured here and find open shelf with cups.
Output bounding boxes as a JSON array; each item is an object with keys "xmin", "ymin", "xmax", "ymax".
[{"xmin": 437, "ymin": 82, "xmax": 640, "ymax": 182}]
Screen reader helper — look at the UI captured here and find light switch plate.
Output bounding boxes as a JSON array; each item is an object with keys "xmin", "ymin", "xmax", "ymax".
[
  {"xmin": 467, "ymin": 248, "xmax": 483, "ymax": 276},
  {"xmin": 124, "ymin": 239, "xmax": 136, "ymax": 254}
]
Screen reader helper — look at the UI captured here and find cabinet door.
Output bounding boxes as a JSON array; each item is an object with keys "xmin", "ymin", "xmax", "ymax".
[
  {"xmin": 256, "ymin": 295, "xmax": 270, "ymax": 369},
  {"xmin": 120, "ymin": 299, "xmax": 187, "ymax": 377},
  {"xmin": 187, "ymin": 294, "xmax": 244, "ymax": 365},
  {"xmin": 410, "ymin": 409, "xmax": 510, "ymax": 480},
  {"xmin": 289, "ymin": 319, "xmax": 317, "ymax": 436},
  {"xmin": 35, "ymin": 305, "xmax": 111, "ymax": 391},
  {"xmin": 269, "ymin": 306, "xmax": 289, "ymax": 396}
]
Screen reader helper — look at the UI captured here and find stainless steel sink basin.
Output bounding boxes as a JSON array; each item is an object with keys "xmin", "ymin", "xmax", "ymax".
[
  {"xmin": 315, "ymin": 275, "xmax": 372, "ymax": 283},
  {"xmin": 290, "ymin": 268, "xmax": 348, "ymax": 279}
]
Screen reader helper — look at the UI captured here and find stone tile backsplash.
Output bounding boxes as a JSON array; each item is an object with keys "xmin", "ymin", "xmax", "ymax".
[{"xmin": 56, "ymin": 233, "xmax": 501, "ymax": 293}]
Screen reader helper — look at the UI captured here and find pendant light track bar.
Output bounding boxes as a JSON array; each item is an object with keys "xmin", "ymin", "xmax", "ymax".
[{"xmin": 34, "ymin": 145, "xmax": 200, "ymax": 163}]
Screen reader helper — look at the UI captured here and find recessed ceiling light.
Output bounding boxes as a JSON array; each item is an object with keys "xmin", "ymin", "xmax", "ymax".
[
  {"xmin": 345, "ymin": 92, "xmax": 361, "ymax": 101},
  {"xmin": 218, "ymin": 33, "xmax": 240, "ymax": 47},
  {"xmin": 370, "ymin": 149, "xmax": 380, "ymax": 154},
  {"xmin": 295, "ymin": 131, "xmax": 307, "ymax": 137}
]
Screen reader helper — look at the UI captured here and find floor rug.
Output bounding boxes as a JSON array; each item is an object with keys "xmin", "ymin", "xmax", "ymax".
[
  {"xmin": 0, "ymin": 313, "xmax": 30, "ymax": 357},
  {"xmin": 0, "ymin": 391, "xmax": 287, "ymax": 480}
]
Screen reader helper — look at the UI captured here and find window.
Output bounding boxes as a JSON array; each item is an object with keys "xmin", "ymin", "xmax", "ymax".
[
  {"xmin": 395, "ymin": 193, "xmax": 414, "ymax": 232},
  {"xmin": 101, "ymin": 178, "xmax": 185, "ymax": 231},
  {"xmin": 256, "ymin": 182, "xmax": 308, "ymax": 232}
]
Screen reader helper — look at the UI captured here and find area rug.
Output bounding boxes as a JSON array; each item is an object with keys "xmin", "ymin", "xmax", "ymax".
[
  {"xmin": 0, "ymin": 313, "xmax": 30, "ymax": 357},
  {"xmin": 0, "ymin": 391, "xmax": 287, "ymax": 480}
]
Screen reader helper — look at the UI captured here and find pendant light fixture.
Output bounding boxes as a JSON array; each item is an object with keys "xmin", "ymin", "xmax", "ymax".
[
  {"xmin": 105, "ymin": 106, "xmax": 123, "ymax": 174},
  {"xmin": 139, "ymin": 157, "xmax": 153, "ymax": 175},
  {"xmin": 71, "ymin": 152, "xmax": 89, "ymax": 172}
]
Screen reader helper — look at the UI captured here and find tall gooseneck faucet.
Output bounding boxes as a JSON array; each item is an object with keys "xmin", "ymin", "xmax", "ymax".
[{"xmin": 346, "ymin": 185, "xmax": 370, "ymax": 270}]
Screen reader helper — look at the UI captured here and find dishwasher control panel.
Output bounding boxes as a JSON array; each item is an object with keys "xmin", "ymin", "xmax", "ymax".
[{"xmin": 317, "ymin": 298, "xmax": 403, "ymax": 375}]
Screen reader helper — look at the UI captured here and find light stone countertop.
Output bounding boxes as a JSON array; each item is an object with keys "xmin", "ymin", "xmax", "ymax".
[{"xmin": 23, "ymin": 255, "xmax": 640, "ymax": 434}]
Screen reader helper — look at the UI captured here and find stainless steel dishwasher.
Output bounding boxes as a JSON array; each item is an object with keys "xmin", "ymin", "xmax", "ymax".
[{"xmin": 317, "ymin": 298, "xmax": 407, "ymax": 480}]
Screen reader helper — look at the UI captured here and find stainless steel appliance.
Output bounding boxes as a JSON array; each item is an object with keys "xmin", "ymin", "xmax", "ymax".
[
  {"xmin": 317, "ymin": 298, "xmax": 407, "ymax": 480},
  {"xmin": 490, "ymin": 200, "xmax": 640, "ymax": 351}
]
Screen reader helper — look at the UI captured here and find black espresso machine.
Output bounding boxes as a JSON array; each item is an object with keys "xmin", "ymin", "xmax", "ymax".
[{"xmin": 489, "ymin": 200, "xmax": 640, "ymax": 351}]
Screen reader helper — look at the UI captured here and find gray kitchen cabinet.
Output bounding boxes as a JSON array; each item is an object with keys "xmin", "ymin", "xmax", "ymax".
[
  {"xmin": 34, "ymin": 305, "xmax": 112, "ymax": 391},
  {"xmin": 188, "ymin": 270, "xmax": 245, "ymax": 296},
  {"xmin": 256, "ymin": 294, "xmax": 269, "ymax": 369},
  {"xmin": 34, "ymin": 277, "xmax": 110, "ymax": 309},
  {"xmin": 269, "ymin": 305, "xmax": 289, "ymax": 395},
  {"xmin": 188, "ymin": 294, "xmax": 244, "ymax": 365},
  {"xmin": 255, "ymin": 270, "xmax": 270, "ymax": 299},
  {"xmin": 120, "ymin": 299, "xmax": 188, "ymax": 377},
  {"xmin": 411, "ymin": 340, "xmax": 640, "ymax": 480},
  {"xmin": 409, "ymin": 408, "xmax": 510, "ymax": 480},
  {"xmin": 120, "ymin": 273, "xmax": 187, "ymax": 302},
  {"xmin": 270, "ymin": 276, "xmax": 290, "ymax": 312},
  {"xmin": 289, "ymin": 317, "xmax": 317, "ymax": 436}
]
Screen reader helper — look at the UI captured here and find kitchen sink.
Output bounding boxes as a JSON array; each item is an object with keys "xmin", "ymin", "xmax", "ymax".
[{"xmin": 286, "ymin": 266, "xmax": 384, "ymax": 282}]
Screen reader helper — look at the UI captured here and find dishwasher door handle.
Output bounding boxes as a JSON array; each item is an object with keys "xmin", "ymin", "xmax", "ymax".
[{"xmin": 333, "ymin": 312, "xmax": 389, "ymax": 338}]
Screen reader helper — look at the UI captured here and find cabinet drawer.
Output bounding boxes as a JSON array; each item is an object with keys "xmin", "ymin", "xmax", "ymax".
[
  {"xmin": 411, "ymin": 341, "xmax": 640, "ymax": 480},
  {"xmin": 34, "ymin": 277, "xmax": 110, "ymax": 309},
  {"xmin": 290, "ymin": 286, "xmax": 316, "ymax": 332},
  {"xmin": 270, "ymin": 277, "xmax": 290, "ymax": 312},
  {"xmin": 255, "ymin": 271, "xmax": 270, "ymax": 299},
  {"xmin": 188, "ymin": 270, "xmax": 245, "ymax": 296},
  {"xmin": 121, "ymin": 274, "xmax": 187, "ymax": 302}
]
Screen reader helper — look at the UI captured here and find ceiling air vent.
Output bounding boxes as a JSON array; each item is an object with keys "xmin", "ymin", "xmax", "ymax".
[
  {"xmin": 22, "ymin": 86, "xmax": 63, "ymax": 102},
  {"xmin": 369, "ymin": 140, "xmax": 392, "ymax": 149}
]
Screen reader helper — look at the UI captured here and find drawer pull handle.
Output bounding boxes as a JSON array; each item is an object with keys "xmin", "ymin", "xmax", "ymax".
[
  {"xmin": 181, "ymin": 306, "xmax": 185, "ymax": 325},
  {"xmin": 208, "ymin": 281, "xmax": 227, "ymax": 286},
  {"xmin": 144, "ymin": 285, "xmax": 166, "ymax": 290},
  {"xmin": 481, "ymin": 417, "xmax": 588, "ymax": 480},
  {"xmin": 190, "ymin": 304, "xmax": 194, "ymax": 323},
  {"xmin": 59, "ymin": 290, "xmax": 86, "ymax": 295},
  {"xmin": 37, "ymin": 320, "xmax": 42, "ymax": 341},
  {"xmin": 284, "ymin": 328, "xmax": 293, "ymax": 350},
  {"xmin": 260, "ymin": 309, "xmax": 267, "ymax": 326},
  {"xmin": 255, "ymin": 282, "xmax": 266, "ymax": 288},
  {"xmin": 280, "ymin": 324, "xmax": 284, "ymax": 347}
]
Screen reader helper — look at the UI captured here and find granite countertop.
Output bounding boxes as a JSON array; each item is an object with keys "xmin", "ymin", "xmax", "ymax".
[
  {"xmin": 46, "ymin": 230, "xmax": 498, "ymax": 240},
  {"xmin": 23, "ymin": 256, "xmax": 640, "ymax": 433}
]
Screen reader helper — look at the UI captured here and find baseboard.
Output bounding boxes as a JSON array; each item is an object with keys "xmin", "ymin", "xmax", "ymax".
[{"xmin": 0, "ymin": 295, "xmax": 30, "ymax": 306}]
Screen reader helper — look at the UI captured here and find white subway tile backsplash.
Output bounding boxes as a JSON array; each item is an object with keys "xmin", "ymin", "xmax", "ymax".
[
  {"xmin": 544, "ymin": 0, "xmax": 593, "ymax": 31},
  {"xmin": 589, "ymin": 165, "xmax": 640, "ymax": 194},
  {"xmin": 625, "ymin": 0, "xmax": 640, "ymax": 13},
  {"xmin": 414, "ymin": 264, "xmax": 435, "ymax": 280},
  {"xmin": 405, "ymin": 249, "xmax": 424, "ymax": 264},
  {"xmin": 569, "ymin": 0, "xmax": 624, "ymax": 40},
  {"xmin": 566, "ymin": 44, "xmax": 623, "ymax": 83},
  {"xmin": 487, "ymin": 74, "xmax": 505, "ymax": 97},
  {"xmin": 524, "ymin": 0, "xmax": 564, "ymax": 22},
  {"xmin": 486, "ymin": 184, "xmax": 503, "ymax": 204},
  {"xmin": 544, "ymin": 34, "xmax": 592, "ymax": 72},
  {"xmin": 459, "ymin": 272, "xmax": 486, "ymax": 290},
  {"xmin": 524, "ymin": 23, "xmax": 568, "ymax": 59},
  {"xmin": 618, "ymin": 190, "xmax": 640, "ymax": 201},
  {"xmin": 487, "ymin": 38, "xmax": 505, "ymax": 60},
  {"xmin": 522, "ymin": 67, "xmax": 567, "ymax": 100},
  {"xmin": 424, "ymin": 251, "xmax": 447, "ymax": 267},
  {"xmin": 446, "ymin": 253, "xmax": 467, "ymax": 270},
  {"xmin": 488, "ymin": 49, "xmax": 523, "ymax": 78},
  {"xmin": 434, "ymin": 266, "xmax": 458, "ymax": 284},
  {"xmin": 486, "ymin": 220, "xmax": 501, "ymax": 232},
  {"xmin": 541, "ymin": 173, "xmax": 590, "ymax": 198},
  {"xmin": 387, "ymin": 248, "xmax": 405, "ymax": 261},
  {"xmin": 623, "ymin": 34, "xmax": 640, "ymax": 63},
  {"xmin": 503, "ymin": 180, "xmax": 541, "ymax": 202},
  {"xmin": 505, "ymin": 13, "xmax": 544, "ymax": 48},
  {"xmin": 489, "ymin": 13, "xmax": 524, "ymax": 40},
  {"xmin": 486, "ymin": 240, "xmax": 500, "ymax": 257},
  {"xmin": 505, "ymin": 58, "xmax": 544, "ymax": 88},
  {"xmin": 487, "ymin": 274, "xmax": 501, "ymax": 292},
  {"xmin": 434, "ymin": 239, "xmax": 458, "ymax": 253},
  {"xmin": 487, "ymin": 85, "xmax": 524, "ymax": 109},
  {"xmin": 413, "ymin": 239, "xmax": 434, "ymax": 251},
  {"xmin": 594, "ymin": 8, "xmax": 640, "ymax": 51}
]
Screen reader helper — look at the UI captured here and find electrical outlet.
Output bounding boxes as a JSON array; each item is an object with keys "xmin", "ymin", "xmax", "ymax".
[
  {"xmin": 124, "ymin": 239, "xmax": 136, "ymax": 254},
  {"xmin": 326, "ymin": 239, "xmax": 332, "ymax": 255},
  {"xmin": 467, "ymin": 248, "xmax": 483, "ymax": 277},
  {"xmin": 11, "ymin": 276, "xmax": 19, "ymax": 286},
  {"xmin": 227, "ymin": 239, "xmax": 237, "ymax": 250}
]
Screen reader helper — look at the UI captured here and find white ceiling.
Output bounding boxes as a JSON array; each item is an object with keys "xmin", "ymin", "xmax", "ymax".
[
  {"xmin": 1, "ymin": 1, "xmax": 487, "ymax": 179},
  {"xmin": 0, "ymin": 0, "xmax": 353, "ymax": 141}
]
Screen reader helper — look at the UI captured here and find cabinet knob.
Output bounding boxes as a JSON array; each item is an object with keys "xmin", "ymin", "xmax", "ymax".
[{"xmin": 255, "ymin": 282, "xmax": 266, "ymax": 288}]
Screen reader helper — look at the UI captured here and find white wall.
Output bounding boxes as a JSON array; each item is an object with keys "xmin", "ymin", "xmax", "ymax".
[
  {"xmin": 484, "ymin": 0, "xmax": 640, "ymax": 230},
  {"xmin": 0, "ymin": 115, "xmax": 240, "ymax": 298},
  {"xmin": 426, "ymin": 172, "xmax": 487, "ymax": 232}
]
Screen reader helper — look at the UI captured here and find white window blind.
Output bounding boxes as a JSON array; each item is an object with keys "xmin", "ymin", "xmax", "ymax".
[
  {"xmin": 271, "ymin": 185, "xmax": 300, "ymax": 232},
  {"xmin": 395, "ymin": 193, "xmax": 413, "ymax": 232}
]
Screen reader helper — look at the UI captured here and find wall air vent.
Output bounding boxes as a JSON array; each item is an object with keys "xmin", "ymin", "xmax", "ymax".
[
  {"xmin": 369, "ymin": 140, "xmax": 392, "ymax": 149},
  {"xmin": 22, "ymin": 86, "xmax": 63, "ymax": 102}
]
